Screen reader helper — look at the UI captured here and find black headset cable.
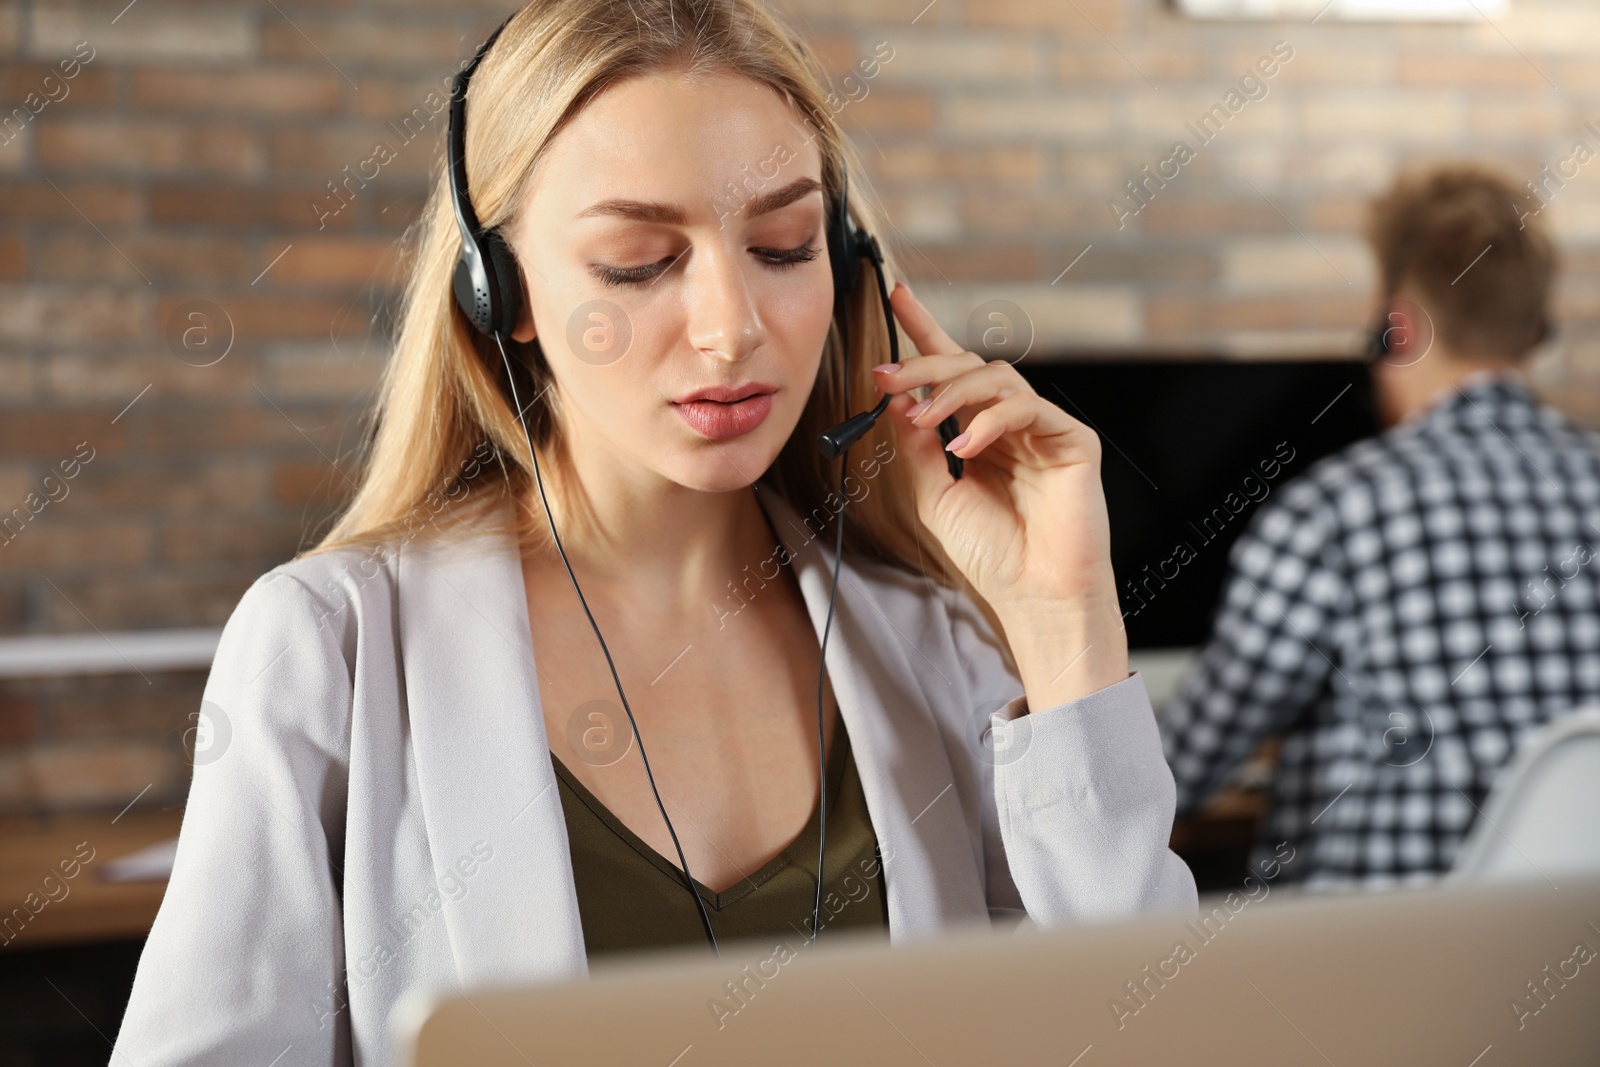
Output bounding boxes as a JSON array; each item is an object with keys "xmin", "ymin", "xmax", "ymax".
[{"xmin": 494, "ymin": 332, "xmax": 723, "ymax": 957}]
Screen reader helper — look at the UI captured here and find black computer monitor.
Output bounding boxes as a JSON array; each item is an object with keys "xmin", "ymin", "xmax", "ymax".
[{"xmin": 1016, "ymin": 359, "xmax": 1379, "ymax": 649}]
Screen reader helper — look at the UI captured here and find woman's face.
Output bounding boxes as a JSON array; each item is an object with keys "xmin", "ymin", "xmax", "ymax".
[{"xmin": 504, "ymin": 69, "xmax": 835, "ymax": 495}]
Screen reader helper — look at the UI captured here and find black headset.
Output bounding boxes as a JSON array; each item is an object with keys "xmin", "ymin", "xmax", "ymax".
[
  {"xmin": 447, "ymin": 12, "xmax": 960, "ymax": 958},
  {"xmin": 1362, "ymin": 309, "xmax": 1402, "ymax": 363},
  {"xmin": 447, "ymin": 15, "xmax": 965, "ymax": 470}
]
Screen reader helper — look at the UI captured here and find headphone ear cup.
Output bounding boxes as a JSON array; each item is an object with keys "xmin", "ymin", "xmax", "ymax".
[
  {"xmin": 482, "ymin": 228, "xmax": 523, "ymax": 339},
  {"xmin": 453, "ymin": 239, "xmax": 493, "ymax": 336}
]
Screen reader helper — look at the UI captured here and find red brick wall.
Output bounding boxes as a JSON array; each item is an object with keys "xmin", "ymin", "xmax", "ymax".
[{"xmin": 2, "ymin": 0, "xmax": 1598, "ymax": 814}]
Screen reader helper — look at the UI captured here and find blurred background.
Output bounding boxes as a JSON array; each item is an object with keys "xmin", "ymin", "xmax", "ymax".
[{"xmin": 2, "ymin": 0, "xmax": 1598, "ymax": 1059}]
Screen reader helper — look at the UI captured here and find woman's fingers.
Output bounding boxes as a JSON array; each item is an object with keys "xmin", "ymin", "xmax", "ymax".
[
  {"xmin": 888, "ymin": 279, "xmax": 962, "ymax": 357},
  {"xmin": 885, "ymin": 390, "xmax": 963, "ymax": 516},
  {"xmin": 878, "ymin": 279, "xmax": 1101, "ymax": 469},
  {"xmin": 889, "ymin": 363, "xmax": 1099, "ymax": 466},
  {"xmin": 953, "ymin": 392, "xmax": 1099, "ymax": 465},
  {"xmin": 904, "ymin": 361, "xmax": 1027, "ymax": 428},
  {"xmin": 872, "ymin": 351, "xmax": 988, "ymax": 396},
  {"xmin": 901, "ymin": 361, "xmax": 1081, "ymax": 442}
]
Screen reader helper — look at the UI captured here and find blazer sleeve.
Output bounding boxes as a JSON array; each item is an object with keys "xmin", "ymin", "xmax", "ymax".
[
  {"xmin": 947, "ymin": 591, "xmax": 1198, "ymax": 927},
  {"xmin": 112, "ymin": 569, "xmax": 355, "ymax": 1066}
]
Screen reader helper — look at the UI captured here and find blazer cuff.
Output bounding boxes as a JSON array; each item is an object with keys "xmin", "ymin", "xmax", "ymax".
[
  {"xmin": 988, "ymin": 672, "xmax": 1163, "ymax": 810},
  {"xmin": 989, "ymin": 671, "xmax": 1142, "ymax": 723}
]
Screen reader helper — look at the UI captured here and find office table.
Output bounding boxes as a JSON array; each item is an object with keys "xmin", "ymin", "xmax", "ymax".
[{"xmin": 0, "ymin": 809, "xmax": 183, "ymax": 950}]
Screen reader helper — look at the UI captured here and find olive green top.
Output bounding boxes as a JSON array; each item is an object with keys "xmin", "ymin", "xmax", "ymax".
[{"xmin": 551, "ymin": 716, "xmax": 890, "ymax": 960}]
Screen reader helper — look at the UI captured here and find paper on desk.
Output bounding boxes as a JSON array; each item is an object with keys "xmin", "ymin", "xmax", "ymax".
[{"xmin": 99, "ymin": 836, "xmax": 178, "ymax": 882}]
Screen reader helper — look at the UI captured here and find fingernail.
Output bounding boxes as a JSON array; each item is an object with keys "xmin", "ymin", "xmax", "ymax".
[
  {"xmin": 872, "ymin": 362, "xmax": 900, "ymax": 374},
  {"xmin": 944, "ymin": 431, "xmax": 970, "ymax": 452},
  {"xmin": 906, "ymin": 398, "xmax": 930, "ymax": 418}
]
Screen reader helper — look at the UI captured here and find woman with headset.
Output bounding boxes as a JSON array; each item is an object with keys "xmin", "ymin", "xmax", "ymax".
[{"xmin": 114, "ymin": 0, "xmax": 1196, "ymax": 1062}]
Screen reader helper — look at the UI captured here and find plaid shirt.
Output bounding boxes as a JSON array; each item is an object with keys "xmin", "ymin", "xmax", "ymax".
[{"xmin": 1160, "ymin": 374, "xmax": 1600, "ymax": 889}]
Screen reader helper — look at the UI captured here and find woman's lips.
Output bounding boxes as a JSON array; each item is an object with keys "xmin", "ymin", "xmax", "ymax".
[{"xmin": 671, "ymin": 392, "xmax": 774, "ymax": 439}]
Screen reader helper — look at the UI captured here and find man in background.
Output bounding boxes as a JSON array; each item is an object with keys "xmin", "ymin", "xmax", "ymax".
[{"xmin": 1160, "ymin": 162, "xmax": 1600, "ymax": 889}]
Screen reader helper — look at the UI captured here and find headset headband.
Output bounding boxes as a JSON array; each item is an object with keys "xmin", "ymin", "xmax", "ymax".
[{"xmin": 447, "ymin": 15, "xmax": 514, "ymax": 251}]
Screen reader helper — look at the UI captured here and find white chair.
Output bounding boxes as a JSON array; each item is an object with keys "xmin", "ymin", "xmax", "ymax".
[{"xmin": 1450, "ymin": 708, "xmax": 1600, "ymax": 883}]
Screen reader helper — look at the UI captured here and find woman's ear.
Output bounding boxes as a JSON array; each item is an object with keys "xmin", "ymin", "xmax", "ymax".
[{"xmin": 510, "ymin": 258, "xmax": 536, "ymax": 343}]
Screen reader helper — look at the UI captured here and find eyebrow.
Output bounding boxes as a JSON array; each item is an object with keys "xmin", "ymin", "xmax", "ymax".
[{"xmin": 575, "ymin": 176, "xmax": 824, "ymax": 224}]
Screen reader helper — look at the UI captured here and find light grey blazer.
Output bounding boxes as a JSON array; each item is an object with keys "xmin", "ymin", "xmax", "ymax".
[{"xmin": 111, "ymin": 480, "xmax": 1196, "ymax": 1066}]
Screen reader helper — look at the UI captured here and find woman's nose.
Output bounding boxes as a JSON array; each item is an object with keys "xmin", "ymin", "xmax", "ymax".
[{"xmin": 684, "ymin": 246, "xmax": 768, "ymax": 361}]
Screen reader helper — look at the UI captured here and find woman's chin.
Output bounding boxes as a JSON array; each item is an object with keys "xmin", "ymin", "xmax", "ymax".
[{"xmin": 659, "ymin": 431, "xmax": 789, "ymax": 493}]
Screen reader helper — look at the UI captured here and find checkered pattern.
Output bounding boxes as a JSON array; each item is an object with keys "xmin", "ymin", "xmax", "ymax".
[{"xmin": 1160, "ymin": 376, "xmax": 1600, "ymax": 889}]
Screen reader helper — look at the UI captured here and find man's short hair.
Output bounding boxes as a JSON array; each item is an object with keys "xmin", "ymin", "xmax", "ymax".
[{"xmin": 1364, "ymin": 162, "xmax": 1555, "ymax": 361}]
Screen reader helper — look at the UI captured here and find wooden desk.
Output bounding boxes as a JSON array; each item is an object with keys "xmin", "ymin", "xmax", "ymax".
[
  {"xmin": 0, "ymin": 810, "xmax": 182, "ymax": 950},
  {"xmin": 1170, "ymin": 789, "xmax": 1270, "ymax": 891},
  {"xmin": 1170, "ymin": 788, "xmax": 1269, "ymax": 851},
  {"xmin": 0, "ymin": 789, "xmax": 1268, "ymax": 949}
]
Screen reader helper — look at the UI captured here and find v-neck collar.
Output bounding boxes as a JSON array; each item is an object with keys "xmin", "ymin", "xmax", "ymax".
[
  {"xmin": 547, "ymin": 707, "xmax": 853, "ymax": 911},
  {"xmin": 396, "ymin": 475, "xmax": 989, "ymax": 983}
]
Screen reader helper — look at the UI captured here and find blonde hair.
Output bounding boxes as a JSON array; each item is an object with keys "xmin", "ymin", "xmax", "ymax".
[{"xmin": 311, "ymin": 0, "xmax": 1009, "ymax": 653}]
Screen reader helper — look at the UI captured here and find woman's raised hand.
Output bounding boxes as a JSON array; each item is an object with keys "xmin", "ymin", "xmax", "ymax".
[{"xmin": 873, "ymin": 280, "xmax": 1129, "ymax": 708}]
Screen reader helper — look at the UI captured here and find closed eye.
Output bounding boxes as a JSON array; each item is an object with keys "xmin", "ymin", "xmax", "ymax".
[{"xmin": 590, "ymin": 242, "xmax": 820, "ymax": 289}]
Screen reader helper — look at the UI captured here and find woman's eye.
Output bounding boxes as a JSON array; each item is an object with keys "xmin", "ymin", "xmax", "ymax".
[
  {"xmin": 754, "ymin": 242, "xmax": 821, "ymax": 270},
  {"xmin": 591, "ymin": 255, "xmax": 676, "ymax": 288},
  {"xmin": 588, "ymin": 259, "xmax": 662, "ymax": 286},
  {"xmin": 589, "ymin": 243, "xmax": 820, "ymax": 289}
]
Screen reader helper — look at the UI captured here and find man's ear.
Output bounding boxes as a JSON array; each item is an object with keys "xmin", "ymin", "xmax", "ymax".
[
  {"xmin": 1384, "ymin": 293, "xmax": 1435, "ymax": 365},
  {"xmin": 510, "ymin": 258, "xmax": 536, "ymax": 343}
]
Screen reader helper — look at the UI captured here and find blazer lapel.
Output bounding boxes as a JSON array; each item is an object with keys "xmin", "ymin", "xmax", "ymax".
[
  {"xmin": 398, "ymin": 520, "xmax": 588, "ymax": 985},
  {"xmin": 753, "ymin": 483, "xmax": 988, "ymax": 942},
  {"xmin": 398, "ymin": 483, "xmax": 989, "ymax": 986}
]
